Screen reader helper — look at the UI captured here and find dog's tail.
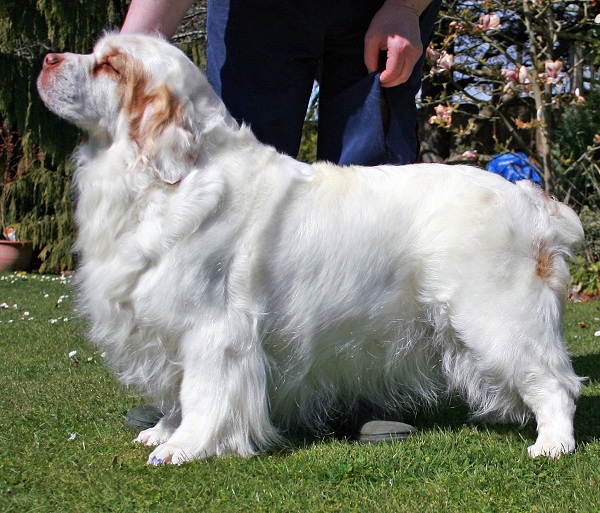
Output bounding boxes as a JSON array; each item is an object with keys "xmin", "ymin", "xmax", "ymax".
[
  {"xmin": 517, "ymin": 181, "xmax": 584, "ymax": 293},
  {"xmin": 520, "ymin": 182, "xmax": 583, "ymax": 244}
]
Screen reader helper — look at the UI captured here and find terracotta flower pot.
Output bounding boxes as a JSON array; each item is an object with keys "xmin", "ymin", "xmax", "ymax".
[{"xmin": 0, "ymin": 240, "xmax": 33, "ymax": 272}]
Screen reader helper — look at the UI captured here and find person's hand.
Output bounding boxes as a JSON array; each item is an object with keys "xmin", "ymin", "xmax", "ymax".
[{"xmin": 364, "ymin": 0, "xmax": 425, "ymax": 88}]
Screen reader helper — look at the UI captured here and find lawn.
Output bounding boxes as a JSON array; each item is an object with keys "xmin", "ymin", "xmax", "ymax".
[{"xmin": 0, "ymin": 272, "xmax": 598, "ymax": 513}]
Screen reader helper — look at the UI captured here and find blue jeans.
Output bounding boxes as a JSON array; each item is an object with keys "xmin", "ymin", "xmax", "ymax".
[{"xmin": 206, "ymin": 0, "xmax": 441, "ymax": 165}]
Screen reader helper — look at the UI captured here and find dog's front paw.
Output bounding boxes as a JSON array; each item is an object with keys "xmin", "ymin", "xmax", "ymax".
[
  {"xmin": 527, "ymin": 436, "xmax": 575, "ymax": 459},
  {"xmin": 147, "ymin": 442, "xmax": 203, "ymax": 466},
  {"xmin": 134, "ymin": 424, "xmax": 173, "ymax": 446}
]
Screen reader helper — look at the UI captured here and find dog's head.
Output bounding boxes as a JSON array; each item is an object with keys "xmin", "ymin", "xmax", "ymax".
[{"xmin": 37, "ymin": 33, "xmax": 236, "ymax": 183}]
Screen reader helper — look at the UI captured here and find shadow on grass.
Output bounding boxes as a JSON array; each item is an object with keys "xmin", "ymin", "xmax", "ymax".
[
  {"xmin": 572, "ymin": 352, "xmax": 600, "ymax": 383},
  {"xmin": 572, "ymin": 353, "xmax": 600, "ymax": 443},
  {"xmin": 260, "ymin": 352, "xmax": 600, "ymax": 455},
  {"xmin": 279, "ymin": 398, "xmax": 478, "ymax": 454},
  {"xmin": 575, "ymin": 395, "xmax": 600, "ymax": 443},
  {"xmin": 278, "ymin": 357, "xmax": 600, "ymax": 453}
]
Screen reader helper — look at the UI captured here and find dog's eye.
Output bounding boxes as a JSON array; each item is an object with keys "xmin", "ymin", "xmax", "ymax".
[{"xmin": 94, "ymin": 60, "xmax": 119, "ymax": 75}]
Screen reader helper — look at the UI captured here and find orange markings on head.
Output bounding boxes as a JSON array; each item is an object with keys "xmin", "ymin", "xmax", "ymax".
[
  {"xmin": 92, "ymin": 47, "xmax": 126, "ymax": 78},
  {"xmin": 136, "ymin": 84, "xmax": 183, "ymax": 145},
  {"xmin": 94, "ymin": 45, "xmax": 184, "ymax": 149},
  {"xmin": 110, "ymin": 55, "xmax": 182, "ymax": 146}
]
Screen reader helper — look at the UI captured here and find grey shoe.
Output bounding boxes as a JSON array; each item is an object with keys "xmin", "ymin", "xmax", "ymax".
[
  {"xmin": 124, "ymin": 404, "xmax": 163, "ymax": 430},
  {"xmin": 357, "ymin": 420, "xmax": 417, "ymax": 444}
]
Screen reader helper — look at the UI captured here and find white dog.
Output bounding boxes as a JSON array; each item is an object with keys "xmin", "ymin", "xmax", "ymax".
[{"xmin": 38, "ymin": 33, "xmax": 584, "ymax": 465}]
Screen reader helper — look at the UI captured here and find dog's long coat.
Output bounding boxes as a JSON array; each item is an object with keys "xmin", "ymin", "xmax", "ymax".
[{"xmin": 37, "ymin": 33, "xmax": 584, "ymax": 464}]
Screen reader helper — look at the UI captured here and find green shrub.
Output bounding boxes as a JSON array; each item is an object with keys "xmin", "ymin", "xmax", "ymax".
[
  {"xmin": 1, "ymin": 123, "xmax": 77, "ymax": 272},
  {"xmin": 570, "ymin": 206, "xmax": 600, "ymax": 299},
  {"xmin": 578, "ymin": 206, "xmax": 600, "ymax": 263},
  {"xmin": 554, "ymin": 89, "xmax": 600, "ymax": 209}
]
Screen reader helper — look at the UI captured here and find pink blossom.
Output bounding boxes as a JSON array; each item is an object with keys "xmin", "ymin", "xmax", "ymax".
[
  {"xmin": 462, "ymin": 150, "xmax": 478, "ymax": 160},
  {"xmin": 429, "ymin": 104, "xmax": 453, "ymax": 128},
  {"xmin": 478, "ymin": 14, "xmax": 501, "ymax": 31},
  {"xmin": 518, "ymin": 65, "xmax": 530, "ymax": 85},
  {"xmin": 501, "ymin": 66, "xmax": 530, "ymax": 86},
  {"xmin": 430, "ymin": 51, "xmax": 454, "ymax": 74},
  {"xmin": 437, "ymin": 52, "xmax": 454, "ymax": 72},
  {"xmin": 501, "ymin": 68, "xmax": 519, "ymax": 83},
  {"xmin": 426, "ymin": 47, "xmax": 440, "ymax": 62},
  {"xmin": 434, "ymin": 104, "xmax": 452, "ymax": 118},
  {"xmin": 545, "ymin": 59, "xmax": 563, "ymax": 79},
  {"xmin": 501, "ymin": 66, "xmax": 531, "ymax": 92}
]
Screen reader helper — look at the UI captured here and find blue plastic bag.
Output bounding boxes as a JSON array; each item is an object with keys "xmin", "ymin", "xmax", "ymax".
[{"xmin": 487, "ymin": 152, "xmax": 543, "ymax": 185}]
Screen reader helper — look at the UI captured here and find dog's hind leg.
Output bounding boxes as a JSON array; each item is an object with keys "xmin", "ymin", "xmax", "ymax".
[
  {"xmin": 146, "ymin": 315, "xmax": 281, "ymax": 465},
  {"xmin": 444, "ymin": 280, "xmax": 581, "ymax": 458},
  {"xmin": 521, "ymin": 372, "xmax": 579, "ymax": 458}
]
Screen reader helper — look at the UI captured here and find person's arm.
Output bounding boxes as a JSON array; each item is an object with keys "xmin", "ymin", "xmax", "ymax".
[
  {"xmin": 364, "ymin": 0, "xmax": 433, "ymax": 88},
  {"xmin": 120, "ymin": 0, "xmax": 195, "ymax": 38}
]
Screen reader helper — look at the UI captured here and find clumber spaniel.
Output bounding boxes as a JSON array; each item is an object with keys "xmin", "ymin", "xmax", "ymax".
[{"xmin": 38, "ymin": 33, "xmax": 584, "ymax": 465}]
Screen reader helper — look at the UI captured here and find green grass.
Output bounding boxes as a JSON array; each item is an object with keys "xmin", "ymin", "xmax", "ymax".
[{"xmin": 0, "ymin": 272, "xmax": 598, "ymax": 513}]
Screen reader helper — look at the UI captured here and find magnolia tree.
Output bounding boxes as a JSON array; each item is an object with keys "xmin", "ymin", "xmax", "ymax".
[{"xmin": 422, "ymin": 0, "xmax": 600, "ymax": 198}]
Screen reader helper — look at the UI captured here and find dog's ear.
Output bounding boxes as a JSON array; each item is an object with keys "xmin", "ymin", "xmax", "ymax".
[{"xmin": 127, "ymin": 83, "xmax": 200, "ymax": 184}]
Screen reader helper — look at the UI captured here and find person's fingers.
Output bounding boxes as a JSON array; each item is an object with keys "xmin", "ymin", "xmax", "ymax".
[
  {"xmin": 380, "ymin": 37, "xmax": 422, "ymax": 87},
  {"xmin": 364, "ymin": 36, "xmax": 382, "ymax": 74},
  {"xmin": 379, "ymin": 41, "xmax": 404, "ymax": 87},
  {"xmin": 364, "ymin": 2, "xmax": 424, "ymax": 87}
]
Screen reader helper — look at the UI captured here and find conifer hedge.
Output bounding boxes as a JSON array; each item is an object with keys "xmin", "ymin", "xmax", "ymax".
[{"xmin": 0, "ymin": 0, "xmax": 129, "ymax": 271}]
